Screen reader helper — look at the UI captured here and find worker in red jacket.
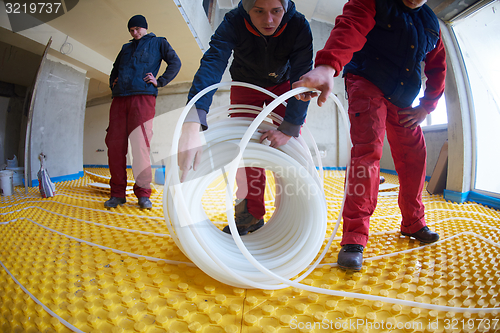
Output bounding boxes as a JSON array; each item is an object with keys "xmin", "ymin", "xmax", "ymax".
[{"xmin": 294, "ymin": 0, "xmax": 446, "ymax": 270}]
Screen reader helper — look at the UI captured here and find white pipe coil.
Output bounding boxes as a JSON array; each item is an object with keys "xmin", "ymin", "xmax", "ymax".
[
  {"xmin": 162, "ymin": 82, "xmax": 349, "ymax": 289},
  {"xmin": 161, "ymin": 81, "xmax": 500, "ymax": 313}
]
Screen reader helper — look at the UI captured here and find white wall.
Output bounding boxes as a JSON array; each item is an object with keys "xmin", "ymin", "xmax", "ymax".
[
  {"xmin": 28, "ymin": 58, "xmax": 88, "ymax": 184},
  {"xmin": 84, "ymin": 83, "xmax": 231, "ymax": 167},
  {"xmin": 83, "ymin": 79, "xmax": 351, "ymax": 169},
  {"xmin": 380, "ymin": 127, "xmax": 448, "ymax": 178},
  {"xmin": 178, "ymin": 0, "xmax": 214, "ymax": 53},
  {"xmin": 83, "ymin": 102, "xmax": 110, "ymax": 166},
  {"xmin": 308, "ymin": 19, "xmax": 350, "ymax": 168}
]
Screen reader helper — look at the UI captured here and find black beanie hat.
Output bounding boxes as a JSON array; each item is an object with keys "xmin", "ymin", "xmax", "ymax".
[
  {"xmin": 242, "ymin": 0, "xmax": 289, "ymax": 12},
  {"xmin": 128, "ymin": 15, "xmax": 148, "ymax": 30}
]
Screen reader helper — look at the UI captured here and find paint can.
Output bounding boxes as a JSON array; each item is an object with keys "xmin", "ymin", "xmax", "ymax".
[
  {"xmin": 0, "ymin": 170, "xmax": 14, "ymax": 196},
  {"xmin": 6, "ymin": 167, "xmax": 24, "ymax": 186}
]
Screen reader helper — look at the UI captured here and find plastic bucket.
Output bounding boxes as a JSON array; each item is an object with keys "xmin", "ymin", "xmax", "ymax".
[
  {"xmin": 0, "ymin": 170, "xmax": 14, "ymax": 196},
  {"xmin": 154, "ymin": 167, "xmax": 165, "ymax": 185},
  {"xmin": 6, "ymin": 167, "xmax": 24, "ymax": 186},
  {"xmin": 7, "ymin": 155, "xmax": 18, "ymax": 168}
]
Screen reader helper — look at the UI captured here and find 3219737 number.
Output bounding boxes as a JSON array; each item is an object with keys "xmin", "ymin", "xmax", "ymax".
[
  {"xmin": 444, "ymin": 318, "xmax": 499, "ymax": 331},
  {"xmin": 5, "ymin": 2, "xmax": 62, "ymax": 14}
]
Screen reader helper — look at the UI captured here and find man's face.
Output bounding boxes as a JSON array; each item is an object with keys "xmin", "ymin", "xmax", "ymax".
[
  {"xmin": 402, "ymin": 0, "xmax": 427, "ymax": 9},
  {"xmin": 248, "ymin": 0, "xmax": 285, "ymax": 36},
  {"xmin": 129, "ymin": 27, "xmax": 147, "ymax": 40}
]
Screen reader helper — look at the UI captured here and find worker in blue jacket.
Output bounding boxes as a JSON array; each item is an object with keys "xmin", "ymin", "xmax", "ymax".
[
  {"xmin": 178, "ymin": 0, "xmax": 313, "ymax": 235},
  {"xmin": 105, "ymin": 15, "xmax": 181, "ymax": 210}
]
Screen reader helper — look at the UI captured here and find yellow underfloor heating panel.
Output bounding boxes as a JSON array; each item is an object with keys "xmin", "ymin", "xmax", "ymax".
[{"xmin": 1, "ymin": 168, "xmax": 500, "ymax": 333}]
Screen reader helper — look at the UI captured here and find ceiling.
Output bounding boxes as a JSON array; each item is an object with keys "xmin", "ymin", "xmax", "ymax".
[
  {"xmin": 0, "ymin": 0, "xmax": 482, "ymax": 103},
  {"xmin": 0, "ymin": 0, "xmax": 205, "ymax": 102}
]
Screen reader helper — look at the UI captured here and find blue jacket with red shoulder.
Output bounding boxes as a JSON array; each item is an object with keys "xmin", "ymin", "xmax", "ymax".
[{"xmin": 188, "ymin": 0, "xmax": 313, "ymax": 137}]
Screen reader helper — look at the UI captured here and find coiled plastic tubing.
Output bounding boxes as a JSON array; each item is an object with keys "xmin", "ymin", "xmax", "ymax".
[
  {"xmin": 163, "ymin": 81, "xmax": 348, "ymax": 290},
  {"xmin": 162, "ymin": 82, "xmax": 499, "ymax": 313}
]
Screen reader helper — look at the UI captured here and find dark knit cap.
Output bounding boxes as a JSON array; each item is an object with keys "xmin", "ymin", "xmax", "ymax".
[
  {"xmin": 127, "ymin": 15, "xmax": 148, "ymax": 30},
  {"xmin": 242, "ymin": 0, "xmax": 288, "ymax": 13}
]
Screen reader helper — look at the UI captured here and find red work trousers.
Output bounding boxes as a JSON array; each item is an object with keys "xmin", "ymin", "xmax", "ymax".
[
  {"xmin": 105, "ymin": 95, "xmax": 156, "ymax": 199},
  {"xmin": 341, "ymin": 74, "xmax": 427, "ymax": 247},
  {"xmin": 230, "ymin": 82, "xmax": 290, "ymax": 220}
]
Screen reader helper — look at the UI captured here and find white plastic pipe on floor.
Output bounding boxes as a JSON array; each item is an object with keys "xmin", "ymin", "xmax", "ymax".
[
  {"xmin": 163, "ymin": 82, "xmax": 344, "ymax": 288},
  {"xmin": 162, "ymin": 81, "xmax": 500, "ymax": 313}
]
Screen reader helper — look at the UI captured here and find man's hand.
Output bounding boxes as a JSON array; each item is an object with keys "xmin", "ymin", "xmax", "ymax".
[
  {"xmin": 144, "ymin": 72, "xmax": 158, "ymax": 87},
  {"xmin": 259, "ymin": 129, "xmax": 291, "ymax": 148},
  {"xmin": 398, "ymin": 105, "xmax": 428, "ymax": 130},
  {"xmin": 178, "ymin": 122, "xmax": 203, "ymax": 182},
  {"xmin": 112, "ymin": 77, "xmax": 118, "ymax": 88},
  {"xmin": 292, "ymin": 65, "xmax": 336, "ymax": 107}
]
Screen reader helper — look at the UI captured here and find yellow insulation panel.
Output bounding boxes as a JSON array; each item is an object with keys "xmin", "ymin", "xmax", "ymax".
[{"xmin": 1, "ymin": 168, "xmax": 499, "ymax": 333}]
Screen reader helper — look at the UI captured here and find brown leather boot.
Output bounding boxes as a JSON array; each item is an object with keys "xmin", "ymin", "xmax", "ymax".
[{"xmin": 223, "ymin": 199, "xmax": 264, "ymax": 235}]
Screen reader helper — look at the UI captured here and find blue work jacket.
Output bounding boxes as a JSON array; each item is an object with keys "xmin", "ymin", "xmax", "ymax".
[
  {"xmin": 344, "ymin": 0, "xmax": 440, "ymax": 108},
  {"xmin": 110, "ymin": 33, "xmax": 181, "ymax": 97}
]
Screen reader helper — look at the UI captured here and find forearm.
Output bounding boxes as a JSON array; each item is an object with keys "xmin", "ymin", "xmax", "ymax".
[
  {"xmin": 109, "ymin": 52, "xmax": 122, "ymax": 87},
  {"xmin": 184, "ymin": 106, "xmax": 208, "ymax": 131},
  {"xmin": 421, "ymin": 33, "xmax": 447, "ymax": 113},
  {"xmin": 279, "ymin": 98, "xmax": 309, "ymax": 137},
  {"xmin": 315, "ymin": 0, "xmax": 376, "ymax": 75},
  {"xmin": 157, "ymin": 40, "xmax": 182, "ymax": 87},
  {"xmin": 188, "ymin": 39, "xmax": 233, "ymax": 112}
]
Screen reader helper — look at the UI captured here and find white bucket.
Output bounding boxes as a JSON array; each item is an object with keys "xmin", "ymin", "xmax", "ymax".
[
  {"xmin": 7, "ymin": 155, "xmax": 18, "ymax": 168},
  {"xmin": 6, "ymin": 167, "xmax": 24, "ymax": 186},
  {"xmin": 0, "ymin": 170, "xmax": 14, "ymax": 196}
]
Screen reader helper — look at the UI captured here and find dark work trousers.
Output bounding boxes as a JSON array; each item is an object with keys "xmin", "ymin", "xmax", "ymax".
[
  {"xmin": 229, "ymin": 81, "xmax": 290, "ymax": 220},
  {"xmin": 105, "ymin": 95, "xmax": 156, "ymax": 199},
  {"xmin": 341, "ymin": 74, "xmax": 427, "ymax": 247}
]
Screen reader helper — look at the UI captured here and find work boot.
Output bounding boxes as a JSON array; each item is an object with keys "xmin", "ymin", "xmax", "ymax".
[
  {"xmin": 223, "ymin": 199, "xmax": 264, "ymax": 235},
  {"xmin": 401, "ymin": 226, "xmax": 439, "ymax": 243},
  {"xmin": 337, "ymin": 244, "xmax": 364, "ymax": 271},
  {"xmin": 104, "ymin": 197, "xmax": 126, "ymax": 208},
  {"xmin": 138, "ymin": 197, "xmax": 153, "ymax": 210}
]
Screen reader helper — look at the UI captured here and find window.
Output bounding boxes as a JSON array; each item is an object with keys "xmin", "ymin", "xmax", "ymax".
[
  {"xmin": 203, "ymin": 0, "xmax": 215, "ymax": 23},
  {"xmin": 451, "ymin": 1, "xmax": 500, "ymax": 195},
  {"xmin": 412, "ymin": 86, "xmax": 447, "ymax": 127}
]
